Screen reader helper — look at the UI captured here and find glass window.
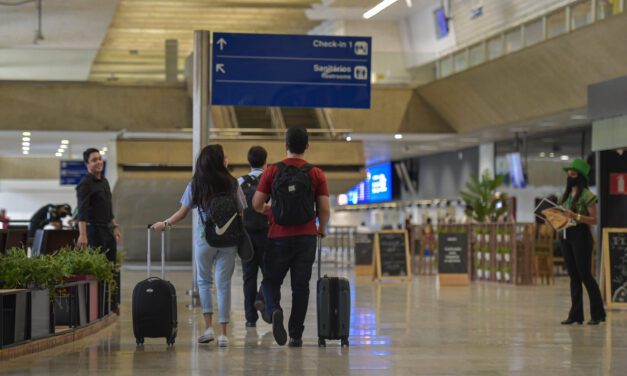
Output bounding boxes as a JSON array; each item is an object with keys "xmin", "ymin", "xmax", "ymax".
[
  {"xmin": 547, "ymin": 10, "xmax": 567, "ymax": 38},
  {"xmin": 571, "ymin": 0, "xmax": 593, "ymax": 29},
  {"xmin": 469, "ymin": 44, "xmax": 485, "ymax": 67},
  {"xmin": 505, "ymin": 28, "xmax": 523, "ymax": 53},
  {"xmin": 487, "ymin": 36, "xmax": 503, "ymax": 60},
  {"xmin": 524, "ymin": 19, "xmax": 544, "ymax": 47},
  {"xmin": 439, "ymin": 56, "xmax": 453, "ymax": 78},
  {"xmin": 454, "ymin": 51, "xmax": 468, "ymax": 72}
]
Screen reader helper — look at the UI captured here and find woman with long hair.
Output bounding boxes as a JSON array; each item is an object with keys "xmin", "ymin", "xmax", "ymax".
[
  {"xmin": 558, "ymin": 158, "xmax": 606, "ymax": 325},
  {"xmin": 152, "ymin": 144, "xmax": 246, "ymax": 346}
]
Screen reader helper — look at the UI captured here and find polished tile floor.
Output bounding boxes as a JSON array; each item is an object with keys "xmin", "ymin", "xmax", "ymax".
[{"xmin": 2, "ymin": 263, "xmax": 627, "ymax": 375}]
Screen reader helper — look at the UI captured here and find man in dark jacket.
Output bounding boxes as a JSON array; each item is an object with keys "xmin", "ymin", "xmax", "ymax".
[{"xmin": 76, "ymin": 148, "xmax": 121, "ymax": 314}]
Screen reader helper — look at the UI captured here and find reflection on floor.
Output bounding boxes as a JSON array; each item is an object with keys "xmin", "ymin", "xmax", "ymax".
[{"xmin": 1, "ymin": 263, "xmax": 626, "ymax": 375}]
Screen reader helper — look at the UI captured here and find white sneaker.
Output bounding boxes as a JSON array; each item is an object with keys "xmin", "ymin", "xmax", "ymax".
[
  {"xmin": 217, "ymin": 335, "xmax": 229, "ymax": 347},
  {"xmin": 198, "ymin": 327, "xmax": 215, "ymax": 343}
]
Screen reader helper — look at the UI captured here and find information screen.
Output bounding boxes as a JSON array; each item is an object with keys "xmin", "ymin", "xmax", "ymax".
[{"xmin": 345, "ymin": 162, "xmax": 392, "ymax": 205}]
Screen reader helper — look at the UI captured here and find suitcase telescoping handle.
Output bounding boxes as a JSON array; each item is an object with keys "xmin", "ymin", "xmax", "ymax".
[
  {"xmin": 317, "ymin": 234, "xmax": 322, "ymax": 280},
  {"xmin": 146, "ymin": 224, "xmax": 169, "ymax": 279}
]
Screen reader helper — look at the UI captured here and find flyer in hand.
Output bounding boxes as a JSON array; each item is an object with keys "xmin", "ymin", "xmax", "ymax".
[{"xmin": 534, "ymin": 198, "xmax": 575, "ymax": 231}]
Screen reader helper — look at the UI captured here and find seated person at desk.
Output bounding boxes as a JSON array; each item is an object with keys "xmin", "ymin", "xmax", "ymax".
[{"xmin": 28, "ymin": 204, "xmax": 72, "ymax": 238}]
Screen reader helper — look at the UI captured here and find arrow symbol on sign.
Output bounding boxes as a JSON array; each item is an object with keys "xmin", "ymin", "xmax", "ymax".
[
  {"xmin": 217, "ymin": 38, "xmax": 227, "ymax": 50},
  {"xmin": 216, "ymin": 64, "xmax": 226, "ymax": 74}
]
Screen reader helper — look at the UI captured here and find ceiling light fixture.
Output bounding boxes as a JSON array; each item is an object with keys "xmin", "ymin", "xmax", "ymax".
[
  {"xmin": 363, "ymin": 0, "xmax": 399, "ymax": 19},
  {"xmin": 560, "ymin": 155, "xmax": 569, "ymax": 161},
  {"xmin": 57, "ymin": 148, "xmax": 64, "ymax": 153},
  {"xmin": 61, "ymin": 139, "xmax": 69, "ymax": 144},
  {"xmin": 22, "ymin": 137, "xmax": 30, "ymax": 142},
  {"xmin": 60, "ymin": 144, "xmax": 68, "ymax": 149},
  {"xmin": 22, "ymin": 131, "xmax": 31, "ymax": 136},
  {"xmin": 22, "ymin": 142, "xmax": 30, "ymax": 146},
  {"xmin": 571, "ymin": 114, "xmax": 588, "ymax": 120},
  {"xmin": 539, "ymin": 152, "xmax": 546, "ymax": 157},
  {"xmin": 55, "ymin": 153, "xmax": 63, "ymax": 157},
  {"xmin": 394, "ymin": 134, "xmax": 403, "ymax": 140},
  {"xmin": 549, "ymin": 152, "xmax": 555, "ymax": 158},
  {"xmin": 346, "ymin": 136, "xmax": 352, "ymax": 142},
  {"xmin": 22, "ymin": 150, "xmax": 29, "ymax": 155},
  {"xmin": 102, "ymin": 146, "xmax": 108, "ymax": 152},
  {"xmin": 22, "ymin": 146, "xmax": 30, "ymax": 151}
]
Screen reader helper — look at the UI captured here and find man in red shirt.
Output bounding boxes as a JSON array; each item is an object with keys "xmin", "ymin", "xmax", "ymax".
[{"xmin": 253, "ymin": 126, "xmax": 330, "ymax": 347}]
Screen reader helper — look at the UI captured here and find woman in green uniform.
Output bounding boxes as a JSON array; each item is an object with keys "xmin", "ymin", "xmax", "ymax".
[{"xmin": 559, "ymin": 159, "xmax": 606, "ymax": 325}]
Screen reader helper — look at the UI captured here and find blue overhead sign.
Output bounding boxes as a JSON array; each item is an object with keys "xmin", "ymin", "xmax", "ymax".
[
  {"xmin": 211, "ymin": 32, "xmax": 372, "ymax": 109},
  {"xmin": 60, "ymin": 160, "xmax": 106, "ymax": 186}
]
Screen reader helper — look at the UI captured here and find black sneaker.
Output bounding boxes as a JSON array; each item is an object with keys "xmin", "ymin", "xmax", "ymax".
[
  {"xmin": 271, "ymin": 310, "xmax": 287, "ymax": 346},
  {"xmin": 288, "ymin": 338, "xmax": 303, "ymax": 347},
  {"xmin": 245, "ymin": 321, "xmax": 256, "ymax": 328}
]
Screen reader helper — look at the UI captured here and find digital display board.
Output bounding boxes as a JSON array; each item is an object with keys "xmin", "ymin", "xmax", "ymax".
[{"xmin": 345, "ymin": 162, "xmax": 392, "ymax": 205}]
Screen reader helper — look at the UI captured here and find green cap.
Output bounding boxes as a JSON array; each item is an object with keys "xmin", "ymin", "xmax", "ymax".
[{"xmin": 563, "ymin": 158, "xmax": 591, "ymax": 181}]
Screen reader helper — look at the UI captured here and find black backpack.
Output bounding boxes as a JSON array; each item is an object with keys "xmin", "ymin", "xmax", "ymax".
[
  {"xmin": 200, "ymin": 189, "xmax": 243, "ymax": 248},
  {"xmin": 240, "ymin": 174, "xmax": 269, "ymax": 231},
  {"xmin": 271, "ymin": 162, "xmax": 315, "ymax": 226}
]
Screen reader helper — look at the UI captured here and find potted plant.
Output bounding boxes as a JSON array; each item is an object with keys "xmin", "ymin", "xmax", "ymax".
[
  {"xmin": 496, "ymin": 266, "xmax": 502, "ymax": 281},
  {"xmin": 503, "ymin": 247, "xmax": 511, "ymax": 262},
  {"xmin": 483, "ymin": 245, "xmax": 491, "ymax": 262},
  {"xmin": 476, "ymin": 260, "xmax": 483, "ymax": 279},
  {"xmin": 495, "ymin": 247, "xmax": 502, "ymax": 262},
  {"xmin": 0, "ymin": 249, "xmax": 65, "ymax": 342},
  {"xmin": 460, "ymin": 171, "xmax": 508, "ymax": 223},
  {"xmin": 504, "ymin": 265, "xmax": 511, "ymax": 282},
  {"xmin": 54, "ymin": 247, "xmax": 115, "ymax": 326}
]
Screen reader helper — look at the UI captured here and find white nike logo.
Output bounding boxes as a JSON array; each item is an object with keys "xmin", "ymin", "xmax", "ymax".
[{"xmin": 215, "ymin": 213, "xmax": 238, "ymax": 235}]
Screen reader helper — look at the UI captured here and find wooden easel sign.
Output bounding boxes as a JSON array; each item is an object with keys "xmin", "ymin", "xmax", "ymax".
[
  {"xmin": 602, "ymin": 228, "xmax": 627, "ymax": 309},
  {"xmin": 437, "ymin": 232, "xmax": 470, "ymax": 286},
  {"xmin": 373, "ymin": 230, "xmax": 411, "ymax": 281},
  {"xmin": 353, "ymin": 233, "xmax": 375, "ymax": 277}
]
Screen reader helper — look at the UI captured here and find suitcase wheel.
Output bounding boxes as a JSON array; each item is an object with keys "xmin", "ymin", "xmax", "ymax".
[
  {"xmin": 136, "ymin": 338, "xmax": 144, "ymax": 346},
  {"xmin": 318, "ymin": 338, "xmax": 326, "ymax": 347},
  {"xmin": 167, "ymin": 337, "xmax": 175, "ymax": 346},
  {"xmin": 341, "ymin": 337, "xmax": 349, "ymax": 347}
]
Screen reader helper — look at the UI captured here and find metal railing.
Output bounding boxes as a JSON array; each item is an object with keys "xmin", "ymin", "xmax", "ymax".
[{"xmin": 435, "ymin": 0, "xmax": 624, "ymax": 79}]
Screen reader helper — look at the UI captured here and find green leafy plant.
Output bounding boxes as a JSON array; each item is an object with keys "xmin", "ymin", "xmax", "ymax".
[
  {"xmin": 461, "ymin": 171, "xmax": 508, "ymax": 223},
  {"xmin": 0, "ymin": 249, "xmax": 65, "ymax": 296},
  {"xmin": 0, "ymin": 246, "xmax": 115, "ymax": 298}
]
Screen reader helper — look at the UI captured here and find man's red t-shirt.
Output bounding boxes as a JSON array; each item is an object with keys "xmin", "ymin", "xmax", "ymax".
[{"xmin": 257, "ymin": 158, "xmax": 329, "ymax": 239}]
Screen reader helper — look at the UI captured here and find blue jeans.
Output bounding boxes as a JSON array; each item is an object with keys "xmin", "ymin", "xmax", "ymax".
[
  {"xmin": 262, "ymin": 235, "xmax": 317, "ymax": 340},
  {"xmin": 195, "ymin": 229, "xmax": 237, "ymax": 323}
]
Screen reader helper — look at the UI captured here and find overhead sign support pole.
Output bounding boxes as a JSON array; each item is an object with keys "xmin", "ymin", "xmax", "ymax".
[{"xmin": 190, "ymin": 30, "xmax": 211, "ymax": 304}]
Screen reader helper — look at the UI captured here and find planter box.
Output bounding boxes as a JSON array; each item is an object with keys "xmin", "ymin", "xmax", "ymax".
[
  {"xmin": 504, "ymin": 253, "xmax": 511, "ymax": 262},
  {"xmin": 505, "ymin": 273, "xmax": 511, "ymax": 282},
  {"xmin": 496, "ymin": 253, "xmax": 502, "ymax": 262},
  {"xmin": 497, "ymin": 234, "xmax": 503, "ymax": 243},
  {"xmin": 496, "ymin": 271, "xmax": 502, "ymax": 281},
  {"xmin": 477, "ymin": 269, "xmax": 483, "ymax": 279},
  {"xmin": 29, "ymin": 289, "xmax": 53, "ymax": 340},
  {"xmin": 484, "ymin": 234, "xmax": 490, "ymax": 242},
  {"xmin": 1, "ymin": 289, "xmax": 28, "ymax": 348},
  {"xmin": 484, "ymin": 252, "xmax": 490, "ymax": 261},
  {"xmin": 485, "ymin": 271, "xmax": 491, "ymax": 279}
]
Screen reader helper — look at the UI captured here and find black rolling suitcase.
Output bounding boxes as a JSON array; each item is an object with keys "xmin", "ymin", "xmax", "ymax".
[
  {"xmin": 132, "ymin": 225, "xmax": 178, "ymax": 346},
  {"xmin": 317, "ymin": 237, "xmax": 350, "ymax": 347}
]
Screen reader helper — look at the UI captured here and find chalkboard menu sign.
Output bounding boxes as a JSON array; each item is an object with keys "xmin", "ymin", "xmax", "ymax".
[
  {"xmin": 374, "ymin": 231, "xmax": 410, "ymax": 280},
  {"xmin": 438, "ymin": 233, "xmax": 468, "ymax": 274},
  {"xmin": 603, "ymin": 229, "xmax": 627, "ymax": 307},
  {"xmin": 354, "ymin": 233, "xmax": 374, "ymax": 266}
]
